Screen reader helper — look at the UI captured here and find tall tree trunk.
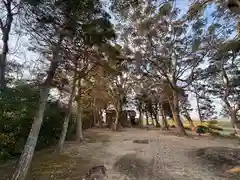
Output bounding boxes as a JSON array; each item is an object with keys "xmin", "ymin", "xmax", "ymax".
[
  {"xmin": 57, "ymin": 79, "xmax": 76, "ymax": 152},
  {"xmin": 0, "ymin": 0, "xmax": 14, "ymax": 90},
  {"xmin": 11, "ymin": 36, "xmax": 63, "ymax": 180},
  {"xmin": 119, "ymin": 101, "xmax": 125, "ymax": 128},
  {"xmin": 76, "ymin": 78, "xmax": 83, "ymax": 142},
  {"xmin": 160, "ymin": 107, "xmax": 168, "ymax": 130},
  {"xmin": 93, "ymin": 110, "xmax": 96, "ymax": 127},
  {"xmin": 112, "ymin": 105, "xmax": 119, "ymax": 131},
  {"xmin": 221, "ymin": 61, "xmax": 240, "ymax": 136},
  {"xmin": 154, "ymin": 113, "xmax": 161, "ymax": 128},
  {"xmin": 139, "ymin": 109, "xmax": 143, "ymax": 126},
  {"xmin": 113, "ymin": 98, "xmax": 123, "ymax": 130},
  {"xmin": 98, "ymin": 109, "xmax": 103, "ymax": 127},
  {"xmin": 92, "ymin": 97, "xmax": 97, "ymax": 127},
  {"xmin": 102, "ymin": 108, "xmax": 106, "ymax": 124},
  {"xmin": 224, "ymin": 99, "xmax": 240, "ymax": 136},
  {"xmin": 150, "ymin": 113, "xmax": 154, "ymax": 125},
  {"xmin": 170, "ymin": 91, "xmax": 187, "ymax": 135},
  {"xmin": 146, "ymin": 112, "xmax": 149, "ymax": 125},
  {"xmin": 230, "ymin": 112, "xmax": 240, "ymax": 136},
  {"xmin": 195, "ymin": 91, "xmax": 203, "ymax": 123},
  {"xmin": 76, "ymin": 99, "xmax": 83, "ymax": 141},
  {"xmin": 183, "ymin": 112, "xmax": 195, "ymax": 129}
]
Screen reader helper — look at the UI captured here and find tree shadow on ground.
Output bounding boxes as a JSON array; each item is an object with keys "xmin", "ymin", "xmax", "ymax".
[
  {"xmin": 0, "ymin": 130, "xmax": 111, "ymax": 180},
  {"xmin": 132, "ymin": 139, "xmax": 149, "ymax": 144},
  {"xmin": 191, "ymin": 147, "xmax": 240, "ymax": 179},
  {"xmin": 0, "ymin": 149, "xmax": 93, "ymax": 180},
  {"xmin": 113, "ymin": 153, "xmax": 175, "ymax": 180}
]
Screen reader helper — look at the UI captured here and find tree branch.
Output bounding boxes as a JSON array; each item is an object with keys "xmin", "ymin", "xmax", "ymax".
[
  {"xmin": 0, "ymin": 19, "xmax": 4, "ymax": 31},
  {"xmin": 1, "ymin": 0, "xmax": 7, "ymax": 7}
]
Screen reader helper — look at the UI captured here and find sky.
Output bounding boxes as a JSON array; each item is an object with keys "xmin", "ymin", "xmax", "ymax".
[
  {"xmin": 0, "ymin": 0, "xmax": 232, "ymax": 120},
  {"xmin": 177, "ymin": 1, "xmax": 225, "ymax": 119}
]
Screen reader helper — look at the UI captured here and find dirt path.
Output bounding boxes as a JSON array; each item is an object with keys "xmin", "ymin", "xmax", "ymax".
[
  {"xmin": 0, "ymin": 128, "xmax": 239, "ymax": 180},
  {"xmin": 63, "ymin": 128, "xmax": 239, "ymax": 180}
]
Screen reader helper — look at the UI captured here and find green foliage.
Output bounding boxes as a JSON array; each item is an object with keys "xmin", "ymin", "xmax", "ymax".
[
  {"xmin": 196, "ymin": 125, "xmax": 209, "ymax": 135},
  {"xmin": 82, "ymin": 103, "xmax": 94, "ymax": 130},
  {"xmin": 159, "ymin": 3, "xmax": 172, "ymax": 16},
  {"xmin": 0, "ymin": 82, "xmax": 74, "ymax": 161},
  {"xmin": 0, "ymin": 133, "xmax": 15, "ymax": 161},
  {"xmin": 195, "ymin": 121, "xmax": 224, "ymax": 135},
  {"xmin": 110, "ymin": 0, "xmax": 140, "ymax": 19},
  {"xmin": 23, "ymin": 0, "xmax": 116, "ymax": 61},
  {"xmin": 0, "ymin": 83, "xmax": 39, "ymax": 138},
  {"xmin": 36, "ymin": 101, "xmax": 68, "ymax": 150},
  {"xmin": 187, "ymin": 2, "xmax": 204, "ymax": 20}
]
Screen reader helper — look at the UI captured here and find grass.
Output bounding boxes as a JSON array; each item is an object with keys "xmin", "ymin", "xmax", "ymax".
[
  {"xmin": 141, "ymin": 118, "xmax": 235, "ymax": 135},
  {"xmin": 218, "ymin": 121, "xmax": 232, "ymax": 128}
]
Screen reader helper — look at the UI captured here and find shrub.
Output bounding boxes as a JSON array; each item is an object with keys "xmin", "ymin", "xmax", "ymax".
[
  {"xmin": 0, "ymin": 150, "xmax": 12, "ymax": 162},
  {"xmin": 201, "ymin": 121, "xmax": 223, "ymax": 131},
  {"xmin": 195, "ymin": 121, "xmax": 224, "ymax": 136},
  {"xmin": 195, "ymin": 125, "xmax": 209, "ymax": 135},
  {"xmin": 0, "ymin": 84, "xmax": 75, "ymax": 161},
  {"xmin": 0, "ymin": 82, "xmax": 96, "ymax": 161},
  {"xmin": 0, "ymin": 133, "xmax": 15, "ymax": 162}
]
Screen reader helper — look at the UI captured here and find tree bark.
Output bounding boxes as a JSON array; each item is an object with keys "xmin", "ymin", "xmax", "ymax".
[
  {"xmin": 228, "ymin": 110, "xmax": 240, "ymax": 137},
  {"xmin": 146, "ymin": 112, "xmax": 149, "ymax": 125},
  {"xmin": 161, "ymin": 108, "xmax": 168, "ymax": 130},
  {"xmin": 183, "ymin": 112, "xmax": 195, "ymax": 129},
  {"xmin": 76, "ymin": 78, "xmax": 83, "ymax": 142},
  {"xmin": 57, "ymin": 79, "xmax": 76, "ymax": 152},
  {"xmin": 0, "ymin": 0, "xmax": 14, "ymax": 90},
  {"xmin": 170, "ymin": 91, "xmax": 187, "ymax": 135},
  {"xmin": 102, "ymin": 109, "xmax": 107, "ymax": 124},
  {"xmin": 154, "ymin": 113, "xmax": 161, "ymax": 128},
  {"xmin": 113, "ymin": 98, "xmax": 124, "ymax": 130},
  {"xmin": 230, "ymin": 112, "xmax": 239, "ymax": 134},
  {"xmin": 98, "ymin": 109, "xmax": 103, "ymax": 127},
  {"xmin": 223, "ymin": 97, "xmax": 240, "ymax": 136},
  {"xmin": 92, "ymin": 97, "xmax": 97, "ymax": 127},
  {"xmin": 195, "ymin": 90, "xmax": 203, "ymax": 123},
  {"xmin": 220, "ymin": 60, "xmax": 240, "ymax": 136},
  {"xmin": 11, "ymin": 36, "xmax": 63, "ymax": 180},
  {"xmin": 139, "ymin": 109, "xmax": 143, "ymax": 126},
  {"xmin": 112, "ymin": 107, "xmax": 119, "ymax": 131},
  {"xmin": 150, "ymin": 114, "xmax": 154, "ymax": 125},
  {"xmin": 12, "ymin": 88, "xmax": 49, "ymax": 180}
]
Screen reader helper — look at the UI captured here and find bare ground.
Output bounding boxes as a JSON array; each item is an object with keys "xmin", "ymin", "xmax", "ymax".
[{"xmin": 1, "ymin": 128, "xmax": 240, "ymax": 180}]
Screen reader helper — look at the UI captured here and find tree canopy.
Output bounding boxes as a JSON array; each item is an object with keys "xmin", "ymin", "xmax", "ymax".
[{"xmin": 1, "ymin": 0, "xmax": 240, "ymax": 179}]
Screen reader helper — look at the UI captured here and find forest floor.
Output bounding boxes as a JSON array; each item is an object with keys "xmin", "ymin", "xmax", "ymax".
[{"xmin": 1, "ymin": 128, "xmax": 240, "ymax": 180}]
